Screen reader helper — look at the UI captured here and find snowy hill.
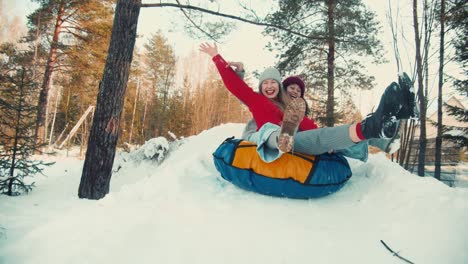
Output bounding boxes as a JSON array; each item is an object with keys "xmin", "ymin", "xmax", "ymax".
[{"xmin": 1, "ymin": 123, "xmax": 467, "ymax": 264}]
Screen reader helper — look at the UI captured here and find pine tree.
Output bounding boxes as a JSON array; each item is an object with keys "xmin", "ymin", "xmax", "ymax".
[
  {"xmin": 143, "ymin": 31, "xmax": 177, "ymax": 138},
  {"xmin": 179, "ymin": 75, "xmax": 194, "ymax": 136},
  {"xmin": 165, "ymin": 89, "xmax": 188, "ymax": 137},
  {"xmin": 120, "ymin": 47, "xmax": 144, "ymax": 145},
  {"xmin": 53, "ymin": 0, "xmax": 114, "ymax": 149},
  {"xmin": 26, "ymin": 0, "xmax": 114, "ymax": 147},
  {"xmin": 443, "ymin": 0, "xmax": 467, "ymax": 146},
  {"xmin": 264, "ymin": 0, "xmax": 384, "ymax": 126},
  {"xmin": 0, "ymin": 44, "xmax": 53, "ymax": 196},
  {"xmin": 62, "ymin": 0, "xmax": 114, "ymax": 112},
  {"xmin": 28, "ymin": 0, "xmax": 67, "ymax": 146}
]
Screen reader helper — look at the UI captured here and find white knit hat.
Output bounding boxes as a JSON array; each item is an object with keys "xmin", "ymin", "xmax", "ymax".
[{"xmin": 258, "ymin": 67, "xmax": 282, "ymax": 92}]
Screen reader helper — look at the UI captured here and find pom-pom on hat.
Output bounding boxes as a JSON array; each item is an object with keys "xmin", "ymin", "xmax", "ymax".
[
  {"xmin": 283, "ymin": 76, "xmax": 305, "ymax": 97},
  {"xmin": 258, "ymin": 67, "xmax": 282, "ymax": 92}
]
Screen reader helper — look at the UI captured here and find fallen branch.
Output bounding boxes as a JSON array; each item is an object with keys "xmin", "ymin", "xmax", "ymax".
[{"xmin": 380, "ymin": 240, "xmax": 415, "ymax": 264}]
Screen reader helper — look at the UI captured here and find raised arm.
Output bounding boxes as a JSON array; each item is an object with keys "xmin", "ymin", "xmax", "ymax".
[
  {"xmin": 199, "ymin": 43, "xmax": 258, "ymax": 106},
  {"xmin": 199, "ymin": 42, "xmax": 219, "ymax": 57}
]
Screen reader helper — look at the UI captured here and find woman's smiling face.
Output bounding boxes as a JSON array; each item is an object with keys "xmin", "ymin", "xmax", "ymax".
[
  {"xmin": 260, "ymin": 79, "xmax": 280, "ymax": 99},
  {"xmin": 286, "ymin": 83, "xmax": 302, "ymax": 98}
]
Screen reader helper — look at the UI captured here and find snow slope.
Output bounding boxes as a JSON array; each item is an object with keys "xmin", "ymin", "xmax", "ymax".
[{"xmin": 1, "ymin": 123, "xmax": 467, "ymax": 264}]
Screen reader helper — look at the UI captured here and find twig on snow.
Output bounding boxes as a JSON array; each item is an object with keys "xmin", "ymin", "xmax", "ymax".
[{"xmin": 380, "ymin": 240, "xmax": 415, "ymax": 264}]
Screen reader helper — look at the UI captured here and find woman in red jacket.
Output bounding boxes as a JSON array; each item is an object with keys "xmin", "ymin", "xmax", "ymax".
[{"xmin": 200, "ymin": 43, "xmax": 416, "ymax": 162}]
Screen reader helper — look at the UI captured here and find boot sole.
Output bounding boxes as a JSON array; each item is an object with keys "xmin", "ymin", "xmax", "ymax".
[{"xmin": 278, "ymin": 98, "xmax": 306, "ymax": 152}]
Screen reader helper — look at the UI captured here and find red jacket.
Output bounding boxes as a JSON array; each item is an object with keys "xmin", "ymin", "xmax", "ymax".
[{"xmin": 212, "ymin": 54, "xmax": 318, "ymax": 131}]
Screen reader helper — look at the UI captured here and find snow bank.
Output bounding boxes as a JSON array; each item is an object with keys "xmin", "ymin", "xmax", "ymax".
[{"xmin": 0, "ymin": 123, "xmax": 467, "ymax": 264}]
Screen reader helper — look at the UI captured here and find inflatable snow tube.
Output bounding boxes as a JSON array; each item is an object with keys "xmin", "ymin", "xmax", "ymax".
[{"xmin": 213, "ymin": 137, "xmax": 352, "ymax": 199}]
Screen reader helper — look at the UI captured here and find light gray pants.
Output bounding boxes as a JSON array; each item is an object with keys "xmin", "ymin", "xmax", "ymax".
[
  {"xmin": 293, "ymin": 124, "xmax": 355, "ymax": 155},
  {"xmin": 245, "ymin": 122, "xmax": 368, "ymax": 163}
]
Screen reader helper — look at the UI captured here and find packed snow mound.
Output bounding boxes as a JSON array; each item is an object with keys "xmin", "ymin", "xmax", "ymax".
[
  {"xmin": 142, "ymin": 137, "xmax": 169, "ymax": 160},
  {"xmin": 1, "ymin": 123, "xmax": 467, "ymax": 264},
  {"xmin": 112, "ymin": 136, "xmax": 184, "ymax": 178},
  {"xmin": 116, "ymin": 136, "xmax": 177, "ymax": 163}
]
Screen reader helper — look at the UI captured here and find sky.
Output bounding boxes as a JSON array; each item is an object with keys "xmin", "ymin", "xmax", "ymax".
[
  {"xmin": 1, "ymin": 123, "xmax": 467, "ymax": 264},
  {"xmin": 5, "ymin": 0, "xmax": 461, "ymax": 115},
  {"xmin": 136, "ymin": 0, "xmax": 397, "ymax": 115}
]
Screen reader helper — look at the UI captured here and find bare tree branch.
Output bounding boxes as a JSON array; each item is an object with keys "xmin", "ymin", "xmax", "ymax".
[
  {"xmin": 62, "ymin": 8, "xmax": 79, "ymax": 23},
  {"xmin": 61, "ymin": 29, "xmax": 88, "ymax": 41},
  {"xmin": 140, "ymin": 2, "xmax": 327, "ymax": 41},
  {"xmin": 238, "ymin": 1, "xmax": 261, "ymax": 22},
  {"xmin": 387, "ymin": 0, "xmax": 402, "ymax": 72},
  {"xmin": 174, "ymin": 0, "xmax": 218, "ymax": 42}
]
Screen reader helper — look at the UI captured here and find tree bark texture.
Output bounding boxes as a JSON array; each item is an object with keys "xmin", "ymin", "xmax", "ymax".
[
  {"xmin": 35, "ymin": 0, "xmax": 65, "ymax": 146},
  {"xmin": 79, "ymin": 0, "xmax": 141, "ymax": 199},
  {"xmin": 413, "ymin": 0, "xmax": 427, "ymax": 176},
  {"xmin": 435, "ymin": 0, "xmax": 445, "ymax": 180},
  {"xmin": 326, "ymin": 0, "xmax": 336, "ymax": 127}
]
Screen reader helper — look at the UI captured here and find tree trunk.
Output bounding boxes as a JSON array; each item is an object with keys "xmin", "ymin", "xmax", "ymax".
[
  {"xmin": 413, "ymin": 0, "xmax": 427, "ymax": 176},
  {"xmin": 32, "ymin": 12, "xmax": 41, "ymax": 81},
  {"xmin": 35, "ymin": 0, "xmax": 65, "ymax": 147},
  {"xmin": 326, "ymin": 0, "xmax": 336, "ymax": 127},
  {"xmin": 142, "ymin": 93, "xmax": 149, "ymax": 141},
  {"xmin": 398, "ymin": 120, "xmax": 407, "ymax": 166},
  {"xmin": 78, "ymin": 0, "xmax": 141, "ymax": 200},
  {"xmin": 158, "ymin": 71, "xmax": 172, "ymax": 136},
  {"xmin": 58, "ymin": 105, "xmax": 94, "ymax": 149},
  {"xmin": 423, "ymin": 0, "xmax": 430, "ymax": 107},
  {"xmin": 435, "ymin": 0, "xmax": 445, "ymax": 180},
  {"xmin": 404, "ymin": 120, "xmax": 416, "ymax": 170},
  {"xmin": 129, "ymin": 78, "xmax": 140, "ymax": 144},
  {"xmin": 48, "ymin": 84, "xmax": 61, "ymax": 147}
]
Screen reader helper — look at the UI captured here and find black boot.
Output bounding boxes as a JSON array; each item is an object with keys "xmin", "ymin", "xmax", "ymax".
[
  {"xmin": 361, "ymin": 80, "xmax": 404, "ymax": 139},
  {"xmin": 361, "ymin": 113, "xmax": 399, "ymax": 139},
  {"xmin": 398, "ymin": 72, "xmax": 418, "ymax": 119},
  {"xmin": 361, "ymin": 72, "xmax": 417, "ymax": 139},
  {"xmin": 370, "ymin": 73, "xmax": 417, "ymax": 120},
  {"xmin": 367, "ymin": 120, "xmax": 401, "ymax": 153}
]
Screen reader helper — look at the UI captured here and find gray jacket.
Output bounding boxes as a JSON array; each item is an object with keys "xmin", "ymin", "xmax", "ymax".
[{"xmin": 242, "ymin": 119, "xmax": 257, "ymax": 140}]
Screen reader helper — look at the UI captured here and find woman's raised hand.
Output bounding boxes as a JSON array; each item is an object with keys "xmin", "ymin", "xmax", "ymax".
[{"xmin": 199, "ymin": 42, "xmax": 218, "ymax": 58}]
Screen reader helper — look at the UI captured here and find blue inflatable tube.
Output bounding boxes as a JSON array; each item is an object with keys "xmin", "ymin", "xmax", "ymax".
[{"xmin": 213, "ymin": 137, "xmax": 352, "ymax": 199}]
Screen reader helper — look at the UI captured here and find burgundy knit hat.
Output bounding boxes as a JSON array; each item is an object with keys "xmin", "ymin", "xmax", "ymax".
[{"xmin": 282, "ymin": 76, "xmax": 305, "ymax": 97}]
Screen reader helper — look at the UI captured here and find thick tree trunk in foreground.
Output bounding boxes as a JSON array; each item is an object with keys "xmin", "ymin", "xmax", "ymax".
[{"xmin": 79, "ymin": 0, "xmax": 141, "ymax": 200}]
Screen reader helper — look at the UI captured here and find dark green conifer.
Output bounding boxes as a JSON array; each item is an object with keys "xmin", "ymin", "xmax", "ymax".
[{"xmin": 0, "ymin": 45, "xmax": 53, "ymax": 196}]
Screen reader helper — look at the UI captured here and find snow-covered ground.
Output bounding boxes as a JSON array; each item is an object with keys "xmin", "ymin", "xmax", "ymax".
[{"xmin": 1, "ymin": 123, "xmax": 467, "ymax": 264}]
